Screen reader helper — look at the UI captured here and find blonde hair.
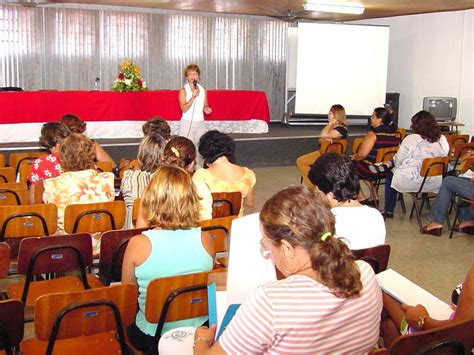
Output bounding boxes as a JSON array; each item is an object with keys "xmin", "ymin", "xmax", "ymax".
[
  {"xmin": 260, "ymin": 185, "xmax": 362, "ymax": 299},
  {"xmin": 141, "ymin": 166, "xmax": 200, "ymax": 229},
  {"xmin": 183, "ymin": 64, "xmax": 200, "ymax": 77},
  {"xmin": 330, "ymin": 104, "xmax": 347, "ymax": 127},
  {"xmin": 137, "ymin": 135, "xmax": 165, "ymax": 173}
]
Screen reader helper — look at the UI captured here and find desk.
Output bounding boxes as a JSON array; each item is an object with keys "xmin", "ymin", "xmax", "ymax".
[
  {"xmin": 438, "ymin": 121, "xmax": 465, "ymax": 134},
  {"xmin": 0, "ymin": 90, "xmax": 270, "ymax": 142}
]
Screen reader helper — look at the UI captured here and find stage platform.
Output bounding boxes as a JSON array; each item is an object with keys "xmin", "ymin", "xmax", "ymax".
[{"xmin": 0, "ymin": 122, "xmax": 369, "ymax": 168}]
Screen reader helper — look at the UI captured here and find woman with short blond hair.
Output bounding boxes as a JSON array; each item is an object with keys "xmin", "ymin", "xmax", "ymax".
[{"xmin": 122, "ymin": 166, "xmax": 215, "ymax": 352}]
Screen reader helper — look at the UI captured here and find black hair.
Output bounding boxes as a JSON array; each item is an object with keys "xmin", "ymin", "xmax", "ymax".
[
  {"xmin": 198, "ymin": 130, "xmax": 236, "ymax": 166},
  {"xmin": 373, "ymin": 107, "xmax": 395, "ymax": 133},
  {"xmin": 308, "ymin": 152, "xmax": 360, "ymax": 202}
]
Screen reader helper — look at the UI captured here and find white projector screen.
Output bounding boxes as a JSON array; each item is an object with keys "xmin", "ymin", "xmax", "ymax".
[{"xmin": 294, "ymin": 23, "xmax": 390, "ymax": 116}]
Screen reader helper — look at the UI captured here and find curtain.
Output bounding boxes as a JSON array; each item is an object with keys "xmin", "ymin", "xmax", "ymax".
[{"xmin": 0, "ymin": 4, "xmax": 287, "ymax": 121}]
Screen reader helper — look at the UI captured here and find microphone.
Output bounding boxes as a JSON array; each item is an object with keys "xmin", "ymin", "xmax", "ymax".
[
  {"xmin": 94, "ymin": 77, "xmax": 100, "ymax": 91},
  {"xmin": 193, "ymin": 80, "xmax": 198, "ymax": 89}
]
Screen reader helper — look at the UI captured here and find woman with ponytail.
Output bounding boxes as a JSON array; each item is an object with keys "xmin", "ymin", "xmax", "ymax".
[{"xmin": 194, "ymin": 185, "xmax": 382, "ymax": 354}]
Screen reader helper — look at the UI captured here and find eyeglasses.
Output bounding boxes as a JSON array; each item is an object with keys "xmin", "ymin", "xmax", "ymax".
[{"xmin": 259, "ymin": 238, "xmax": 272, "ymax": 259}]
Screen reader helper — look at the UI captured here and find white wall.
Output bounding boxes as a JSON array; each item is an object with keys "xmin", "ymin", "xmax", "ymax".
[{"xmin": 353, "ymin": 10, "xmax": 473, "ymax": 135}]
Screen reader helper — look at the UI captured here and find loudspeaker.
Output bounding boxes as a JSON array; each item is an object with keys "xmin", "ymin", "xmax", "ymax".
[{"xmin": 385, "ymin": 92, "xmax": 400, "ymax": 128}]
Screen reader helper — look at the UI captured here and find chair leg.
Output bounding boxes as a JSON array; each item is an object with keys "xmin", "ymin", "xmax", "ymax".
[
  {"xmin": 411, "ymin": 194, "xmax": 424, "ymax": 233},
  {"xmin": 399, "ymin": 193, "xmax": 406, "ymax": 214}
]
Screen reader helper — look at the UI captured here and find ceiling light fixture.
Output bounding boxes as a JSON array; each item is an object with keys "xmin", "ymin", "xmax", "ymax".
[{"xmin": 303, "ymin": 3, "xmax": 365, "ymax": 15}]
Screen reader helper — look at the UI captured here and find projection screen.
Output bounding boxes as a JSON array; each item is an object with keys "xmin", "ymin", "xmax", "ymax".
[{"xmin": 294, "ymin": 23, "xmax": 390, "ymax": 116}]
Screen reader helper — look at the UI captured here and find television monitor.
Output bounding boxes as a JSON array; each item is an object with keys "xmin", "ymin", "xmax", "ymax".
[{"xmin": 423, "ymin": 97, "xmax": 457, "ymax": 121}]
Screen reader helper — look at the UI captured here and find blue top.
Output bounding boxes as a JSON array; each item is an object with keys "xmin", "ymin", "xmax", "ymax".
[{"xmin": 135, "ymin": 227, "xmax": 213, "ymax": 336}]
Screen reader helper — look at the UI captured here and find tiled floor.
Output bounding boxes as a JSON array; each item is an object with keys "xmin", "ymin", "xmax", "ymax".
[{"xmin": 246, "ymin": 165, "xmax": 474, "ymax": 302}]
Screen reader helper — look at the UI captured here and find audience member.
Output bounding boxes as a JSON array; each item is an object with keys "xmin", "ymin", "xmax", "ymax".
[
  {"xmin": 296, "ymin": 104, "xmax": 347, "ymax": 186},
  {"xmin": 43, "ymin": 134, "xmax": 114, "ymax": 253},
  {"xmin": 422, "ymin": 175, "xmax": 474, "ymax": 235},
  {"xmin": 142, "ymin": 116, "xmax": 171, "ymax": 141},
  {"xmin": 296, "ymin": 105, "xmax": 347, "ymax": 186},
  {"xmin": 351, "ymin": 107, "xmax": 399, "ymax": 203},
  {"xmin": 309, "ymin": 152, "xmax": 385, "ymax": 249},
  {"xmin": 161, "ymin": 136, "xmax": 212, "ymax": 221},
  {"xmin": 193, "ymin": 130, "xmax": 255, "ymax": 216},
  {"xmin": 120, "ymin": 134, "xmax": 165, "ymax": 229},
  {"xmin": 28, "ymin": 122, "xmax": 70, "ymax": 203},
  {"xmin": 382, "ymin": 111, "xmax": 449, "ymax": 218},
  {"xmin": 122, "ymin": 166, "xmax": 215, "ymax": 352},
  {"xmin": 60, "ymin": 114, "xmax": 115, "ymax": 165},
  {"xmin": 194, "ymin": 185, "xmax": 382, "ymax": 354},
  {"xmin": 382, "ymin": 264, "xmax": 474, "ymax": 348}
]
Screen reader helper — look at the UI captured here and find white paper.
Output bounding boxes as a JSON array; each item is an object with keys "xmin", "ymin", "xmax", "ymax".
[{"xmin": 377, "ymin": 269, "xmax": 453, "ymax": 320}]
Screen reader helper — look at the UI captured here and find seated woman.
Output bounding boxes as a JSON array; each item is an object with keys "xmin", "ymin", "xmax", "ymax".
[
  {"xmin": 352, "ymin": 107, "xmax": 399, "ymax": 203},
  {"xmin": 383, "ymin": 111, "xmax": 450, "ymax": 219},
  {"xmin": 422, "ymin": 175, "xmax": 474, "ymax": 235},
  {"xmin": 296, "ymin": 104, "xmax": 347, "ymax": 186},
  {"xmin": 60, "ymin": 114, "xmax": 115, "ymax": 166},
  {"xmin": 120, "ymin": 134, "xmax": 165, "ymax": 229},
  {"xmin": 193, "ymin": 130, "xmax": 256, "ymax": 216},
  {"xmin": 161, "ymin": 136, "xmax": 212, "ymax": 221},
  {"xmin": 121, "ymin": 166, "xmax": 215, "ymax": 352},
  {"xmin": 382, "ymin": 264, "xmax": 474, "ymax": 348},
  {"xmin": 142, "ymin": 116, "xmax": 171, "ymax": 141},
  {"xmin": 43, "ymin": 133, "xmax": 115, "ymax": 252},
  {"xmin": 309, "ymin": 152, "xmax": 386, "ymax": 250},
  {"xmin": 194, "ymin": 185, "xmax": 382, "ymax": 354},
  {"xmin": 28, "ymin": 122, "xmax": 70, "ymax": 203}
]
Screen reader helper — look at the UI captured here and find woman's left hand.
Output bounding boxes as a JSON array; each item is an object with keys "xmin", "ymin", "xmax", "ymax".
[
  {"xmin": 194, "ymin": 325, "xmax": 217, "ymax": 347},
  {"xmin": 204, "ymin": 106, "xmax": 212, "ymax": 115},
  {"xmin": 401, "ymin": 304, "xmax": 429, "ymax": 329}
]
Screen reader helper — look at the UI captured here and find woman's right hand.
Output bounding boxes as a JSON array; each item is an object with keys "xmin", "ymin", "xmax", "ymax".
[{"xmin": 401, "ymin": 304, "xmax": 429, "ymax": 329}]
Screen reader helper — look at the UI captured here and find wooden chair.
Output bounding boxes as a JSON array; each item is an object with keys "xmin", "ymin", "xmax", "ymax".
[
  {"xmin": 0, "ymin": 242, "xmax": 10, "ymax": 279},
  {"xmin": 395, "ymin": 127, "xmax": 407, "ymax": 142},
  {"xmin": 373, "ymin": 317, "xmax": 474, "ymax": 354},
  {"xmin": 320, "ymin": 138, "xmax": 349, "ymax": 154},
  {"xmin": 397, "ymin": 157, "xmax": 449, "ymax": 233},
  {"xmin": 0, "ymin": 188, "xmax": 28, "ymax": 206},
  {"xmin": 445, "ymin": 134, "xmax": 470, "ymax": 152},
  {"xmin": 450, "ymin": 142, "xmax": 474, "ymax": 172},
  {"xmin": 211, "ymin": 192, "xmax": 242, "ymax": 218},
  {"xmin": 200, "ymin": 216, "xmax": 236, "ymax": 256},
  {"xmin": 144, "ymin": 270, "xmax": 218, "ymax": 354},
  {"xmin": 132, "ymin": 198, "xmax": 140, "ymax": 227},
  {"xmin": 351, "ymin": 137, "xmax": 364, "ymax": 155},
  {"xmin": 352, "ymin": 244, "xmax": 391, "ymax": 274},
  {"xmin": 0, "ymin": 154, "xmax": 4, "ymax": 168},
  {"xmin": 20, "ymin": 284, "xmax": 137, "ymax": 355},
  {"xmin": 18, "ymin": 164, "xmax": 33, "ymax": 184},
  {"xmin": 0, "ymin": 168, "xmax": 15, "ymax": 183},
  {"xmin": 98, "ymin": 227, "xmax": 151, "ymax": 285},
  {"xmin": 95, "ymin": 161, "xmax": 114, "ymax": 173},
  {"xmin": 7, "ymin": 234, "xmax": 105, "ymax": 319},
  {"xmin": 0, "ymin": 182, "xmax": 27, "ymax": 190},
  {"xmin": 0, "ymin": 299, "xmax": 24, "ymax": 355},
  {"xmin": 0, "ymin": 203, "xmax": 58, "ymax": 259},
  {"xmin": 32, "ymin": 181, "xmax": 45, "ymax": 204},
  {"xmin": 63, "ymin": 201, "xmax": 125, "ymax": 234},
  {"xmin": 118, "ymin": 159, "xmax": 138, "ymax": 178},
  {"xmin": 9, "ymin": 152, "xmax": 47, "ymax": 177}
]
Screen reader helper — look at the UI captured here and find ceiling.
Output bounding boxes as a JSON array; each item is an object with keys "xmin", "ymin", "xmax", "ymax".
[{"xmin": 31, "ymin": 0, "xmax": 474, "ymax": 22}]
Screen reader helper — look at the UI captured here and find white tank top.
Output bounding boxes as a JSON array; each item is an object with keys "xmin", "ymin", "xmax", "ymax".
[{"xmin": 181, "ymin": 82, "xmax": 205, "ymax": 122}]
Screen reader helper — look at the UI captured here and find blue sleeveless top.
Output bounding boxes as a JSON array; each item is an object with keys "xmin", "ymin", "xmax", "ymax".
[{"xmin": 135, "ymin": 227, "xmax": 213, "ymax": 336}]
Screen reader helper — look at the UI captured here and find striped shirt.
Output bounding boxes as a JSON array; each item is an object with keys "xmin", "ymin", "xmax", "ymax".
[{"xmin": 219, "ymin": 260, "xmax": 382, "ymax": 354}]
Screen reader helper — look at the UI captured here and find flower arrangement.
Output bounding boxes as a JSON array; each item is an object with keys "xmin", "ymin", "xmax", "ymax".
[{"xmin": 111, "ymin": 59, "xmax": 148, "ymax": 92}]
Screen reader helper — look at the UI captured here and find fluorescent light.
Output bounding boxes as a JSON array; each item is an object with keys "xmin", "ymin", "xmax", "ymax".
[{"xmin": 303, "ymin": 3, "xmax": 365, "ymax": 15}]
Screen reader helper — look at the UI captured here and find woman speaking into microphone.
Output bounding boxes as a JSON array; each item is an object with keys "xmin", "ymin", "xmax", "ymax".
[{"xmin": 178, "ymin": 64, "xmax": 212, "ymax": 146}]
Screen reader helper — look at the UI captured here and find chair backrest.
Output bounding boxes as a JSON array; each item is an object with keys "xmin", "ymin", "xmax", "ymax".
[
  {"xmin": 33, "ymin": 181, "xmax": 45, "ymax": 204},
  {"xmin": 8, "ymin": 152, "xmax": 47, "ymax": 177},
  {"xmin": 352, "ymin": 244, "xmax": 391, "ymax": 274},
  {"xmin": 18, "ymin": 164, "xmax": 32, "ymax": 184},
  {"xmin": 450, "ymin": 142, "xmax": 474, "ymax": 159},
  {"xmin": 199, "ymin": 216, "xmax": 236, "ymax": 231},
  {"xmin": 0, "ymin": 168, "xmax": 15, "ymax": 183},
  {"xmin": 0, "ymin": 188, "xmax": 28, "ymax": 206},
  {"xmin": 376, "ymin": 146, "xmax": 400, "ymax": 164},
  {"xmin": 95, "ymin": 161, "xmax": 114, "ymax": 173},
  {"xmin": 420, "ymin": 157, "xmax": 449, "ymax": 177},
  {"xmin": 352, "ymin": 137, "xmax": 364, "ymax": 154},
  {"xmin": 0, "ymin": 299, "xmax": 24, "ymax": 353},
  {"xmin": 0, "ymin": 154, "xmax": 4, "ymax": 168},
  {"xmin": 132, "ymin": 198, "xmax": 140, "ymax": 226},
  {"xmin": 211, "ymin": 192, "xmax": 242, "ymax": 218},
  {"xmin": 0, "ymin": 203, "xmax": 58, "ymax": 241},
  {"xmin": 445, "ymin": 134, "xmax": 470, "ymax": 151},
  {"xmin": 388, "ymin": 317, "xmax": 474, "ymax": 355},
  {"xmin": 395, "ymin": 128, "xmax": 407, "ymax": 142},
  {"xmin": 0, "ymin": 242, "xmax": 10, "ymax": 279},
  {"xmin": 118, "ymin": 159, "xmax": 138, "ymax": 178},
  {"xmin": 0, "ymin": 182, "xmax": 27, "ymax": 190},
  {"xmin": 320, "ymin": 139, "xmax": 348, "ymax": 154},
  {"xmin": 200, "ymin": 216, "xmax": 236, "ymax": 254},
  {"xmin": 63, "ymin": 200, "xmax": 125, "ymax": 234},
  {"xmin": 98, "ymin": 227, "xmax": 151, "ymax": 285},
  {"xmin": 458, "ymin": 157, "xmax": 474, "ymax": 174},
  {"xmin": 33, "ymin": 284, "xmax": 137, "ymax": 352}
]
